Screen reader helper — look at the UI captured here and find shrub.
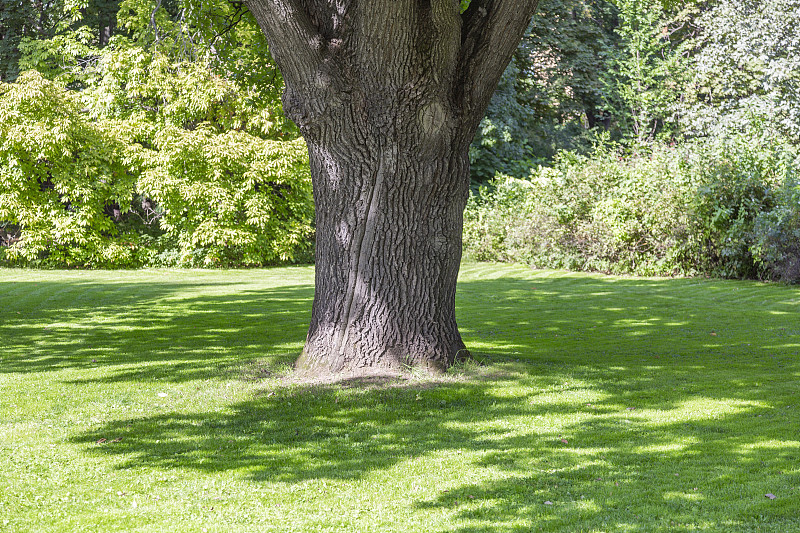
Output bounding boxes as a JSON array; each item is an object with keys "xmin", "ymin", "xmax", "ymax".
[
  {"xmin": 464, "ymin": 143, "xmax": 700, "ymax": 276},
  {"xmin": 688, "ymin": 130, "xmax": 799, "ymax": 279},
  {"xmin": 127, "ymin": 121, "xmax": 313, "ymax": 267},
  {"xmin": 464, "ymin": 130, "xmax": 800, "ymax": 281},
  {"xmin": 0, "ymin": 71, "xmax": 314, "ymax": 268},
  {"xmin": 0, "ymin": 71, "xmax": 140, "ymax": 267}
]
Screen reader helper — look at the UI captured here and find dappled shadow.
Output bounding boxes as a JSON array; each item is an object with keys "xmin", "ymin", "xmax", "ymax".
[
  {"xmin": 457, "ymin": 272, "xmax": 800, "ymax": 395},
  {"xmin": 5, "ymin": 266, "xmax": 800, "ymax": 529},
  {"xmin": 5, "ymin": 269, "xmax": 797, "ymax": 387},
  {"xmin": 413, "ymin": 393, "xmax": 800, "ymax": 531},
  {"xmin": 72, "ymin": 366, "xmax": 800, "ymax": 530},
  {"xmin": 0, "ymin": 279, "xmax": 313, "ymax": 381}
]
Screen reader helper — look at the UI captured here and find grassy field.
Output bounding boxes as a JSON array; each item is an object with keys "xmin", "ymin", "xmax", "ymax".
[{"xmin": 1, "ymin": 262, "xmax": 799, "ymax": 532}]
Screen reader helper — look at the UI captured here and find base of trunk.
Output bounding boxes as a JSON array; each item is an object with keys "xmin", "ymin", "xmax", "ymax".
[{"xmin": 295, "ymin": 335, "xmax": 471, "ymax": 378}]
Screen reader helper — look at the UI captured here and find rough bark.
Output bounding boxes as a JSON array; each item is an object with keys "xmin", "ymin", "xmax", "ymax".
[{"xmin": 245, "ymin": 0, "xmax": 540, "ymax": 376}]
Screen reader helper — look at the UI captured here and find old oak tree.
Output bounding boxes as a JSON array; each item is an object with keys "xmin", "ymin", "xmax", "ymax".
[{"xmin": 245, "ymin": 0, "xmax": 540, "ymax": 376}]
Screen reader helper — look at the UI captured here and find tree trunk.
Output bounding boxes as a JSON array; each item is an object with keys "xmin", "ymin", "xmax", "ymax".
[
  {"xmin": 296, "ymin": 99, "xmax": 472, "ymax": 375},
  {"xmin": 245, "ymin": 0, "xmax": 540, "ymax": 377}
]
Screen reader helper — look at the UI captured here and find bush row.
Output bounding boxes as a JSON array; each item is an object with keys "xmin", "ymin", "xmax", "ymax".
[
  {"xmin": 6, "ymin": 72, "xmax": 799, "ymax": 279},
  {"xmin": 463, "ymin": 131, "xmax": 800, "ymax": 281}
]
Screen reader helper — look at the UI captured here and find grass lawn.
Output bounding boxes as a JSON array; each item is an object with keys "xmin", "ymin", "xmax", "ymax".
[{"xmin": 1, "ymin": 262, "xmax": 799, "ymax": 532}]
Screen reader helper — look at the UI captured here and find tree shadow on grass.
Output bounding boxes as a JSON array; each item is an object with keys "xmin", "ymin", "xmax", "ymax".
[
  {"xmin": 458, "ymin": 274, "xmax": 800, "ymax": 400},
  {"xmin": 9, "ymin": 269, "xmax": 800, "ymax": 529},
  {"xmin": 4, "ymin": 269, "xmax": 798, "ymax": 386},
  {"xmin": 414, "ymin": 406, "xmax": 800, "ymax": 532},
  {"xmin": 73, "ymin": 367, "xmax": 800, "ymax": 531}
]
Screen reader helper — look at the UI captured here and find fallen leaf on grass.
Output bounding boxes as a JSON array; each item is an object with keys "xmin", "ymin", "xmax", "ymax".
[
  {"xmin": 710, "ymin": 332, "xmax": 717, "ymax": 336},
  {"xmin": 765, "ymin": 493, "xmax": 776, "ymax": 500},
  {"xmin": 111, "ymin": 437, "xmax": 123, "ymax": 443},
  {"xmin": 96, "ymin": 438, "xmax": 107, "ymax": 444}
]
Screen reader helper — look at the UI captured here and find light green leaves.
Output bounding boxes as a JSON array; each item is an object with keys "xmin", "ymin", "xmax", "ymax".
[
  {"xmin": 0, "ymin": 70, "xmax": 313, "ymax": 268},
  {"xmin": 0, "ymin": 71, "xmax": 136, "ymax": 267}
]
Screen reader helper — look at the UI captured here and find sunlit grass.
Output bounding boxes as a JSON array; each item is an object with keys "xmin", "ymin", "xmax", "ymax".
[{"xmin": 1, "ymin": 263, "xmax": 799, "ymax": 532}]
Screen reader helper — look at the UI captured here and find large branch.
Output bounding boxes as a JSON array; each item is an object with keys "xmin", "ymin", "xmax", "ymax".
[
  {"xmin": 243, "ymin": 0, "xmax": 326, "ymax": 84},
  {"xmin": 456, "ymin": 0, "xmax": 540, "ymax": 135}
]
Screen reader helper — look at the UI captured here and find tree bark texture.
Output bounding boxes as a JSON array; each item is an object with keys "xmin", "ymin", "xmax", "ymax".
[{"xmin": 245, "ymin": 0, "xmax": 540, "ymax": 376}]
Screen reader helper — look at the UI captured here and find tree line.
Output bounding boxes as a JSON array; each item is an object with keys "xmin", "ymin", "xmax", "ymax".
[
  {"xmin": 466, "ymin": 0, "xmax": 800, "ymax": 281},
  {"xmin": 1, "ymin": 0, "xmax": 798, "ymax": 277},
  {"xmin": 1, "ymin": 0, "xmax": 314, "ymax": 267}
]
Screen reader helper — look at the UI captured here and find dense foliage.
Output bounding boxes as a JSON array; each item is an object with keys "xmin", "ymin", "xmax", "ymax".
[
  {"xmin": 470, "ymin": 0, "xmax": 620, "ymax": 181},
  {"xmin": 2, "ymin": 0, "xmax": 799, "ymax": 278},
  {"xmin": 464, "ymin": 128, "xmax": 800, "ymax": 281},
  {"xmin": 465, "ymin": 0, "xmax": 800, "ymax": 281},
  {"xmin": 0, "ymin": 70, "xmax": 312, "ymax": 267},
  {"xmin": 683, "ymin": 0, "xmax": 800, "ymax": 139},
  {"xmin": 0, "ymin": 71, "xmax": 135, "ymax": 266},
  {"xmin": 470, "ymin": 0, "xmax": 800, "ymax": 165},
  {"xmin": 0, "ymin": 0, "xmax": 313, "ymax": 268}
]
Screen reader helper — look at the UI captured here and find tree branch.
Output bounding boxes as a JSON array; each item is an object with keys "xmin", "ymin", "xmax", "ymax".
[
  {"xmin": 207, "ymin": 5, "xmax": 248, "ymax": 52},
  {"xmin": 243, "ymin": 0, "xmax": 326, "ymax": 84},
  {"xmin": 151, "ymin": 0, "xmax": 163, "ymax": 43},
  {"xmin": 456, "ymin": 0, "xmax": 540, "ymax": 136}
]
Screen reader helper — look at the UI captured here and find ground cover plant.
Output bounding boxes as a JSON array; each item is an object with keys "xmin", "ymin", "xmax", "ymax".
[{"xmin": 1, "ymin": 262, "xmax": 799, "ymax": 532}]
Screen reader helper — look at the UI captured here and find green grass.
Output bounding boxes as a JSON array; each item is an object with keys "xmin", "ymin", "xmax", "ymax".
[{"xmin": 1, "ymin": 262, "xmax": 799, "ymax": 532}]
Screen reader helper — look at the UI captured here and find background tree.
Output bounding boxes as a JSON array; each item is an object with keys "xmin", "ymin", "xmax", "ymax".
[
  {"xmin": 471, "ymin": 0, "xmax": 619, "ymax": 181},
  {"xmin": 1, "ymin": 0, "xmax": 314, "ymax": 268},
  {"xmin": 680, "ymin": 0, "xmax": 800, "ymax": 139},
  {"xmin": 600, "ymin": 0, "xmax": 684, "ymax": 144},
  {"xmin": 0, "ymin": 0, "xmax": 68, "ymax": 81}
]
